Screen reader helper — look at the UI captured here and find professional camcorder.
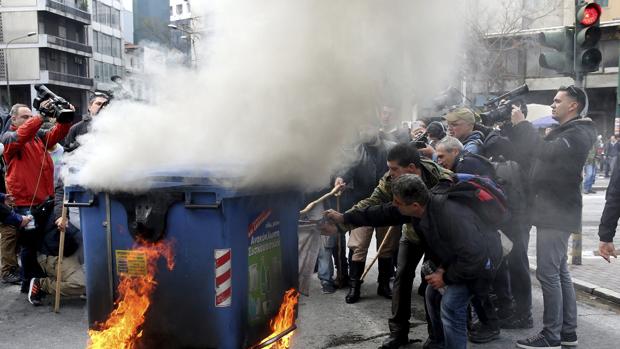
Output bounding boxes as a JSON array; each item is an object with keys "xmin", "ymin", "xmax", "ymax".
[
  {"xmin": 32, "ymin": 84, "xmax": 75, "ymax": 123},
  {"xmin": 480, "ymin": 84, "xmax": 529, "ymax": 126}
]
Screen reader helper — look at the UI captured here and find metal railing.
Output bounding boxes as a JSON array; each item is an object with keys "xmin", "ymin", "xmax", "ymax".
[
  {"xmin": 46, "ymin": 35, "xmax": 92, "ymax": 54},
  {"xmin": 46, "ymin": 0, "xmax": 91, "ymax": 23},
  {"xmin": 48, "ymin": 71, "xmax": 93, "ymax": 87}
]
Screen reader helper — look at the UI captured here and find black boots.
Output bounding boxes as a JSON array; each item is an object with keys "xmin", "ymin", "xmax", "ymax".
[
  {"xmin": 346, "ymin": 261, "xmax": 364, "ymax": 304},
  {"xmin": 377, "ymin": 258, "xmax": 394, "ymax": 299},
  {"xmin": 379, "ymin": 333, "xmax": 408, "ymax": 349}
]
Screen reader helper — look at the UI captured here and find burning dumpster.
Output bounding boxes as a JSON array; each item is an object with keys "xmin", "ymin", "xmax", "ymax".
[{"xmin": 67, "ymin": 172, "xmax": 302, "ymax": 349}]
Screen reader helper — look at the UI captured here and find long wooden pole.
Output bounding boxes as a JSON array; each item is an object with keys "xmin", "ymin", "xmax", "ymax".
[
  {"xmin": 360, "ymin": 226, "xmax": 396, "ymax": 281},
  {"xmin": 54, "ymin": 194, "xmax": 68, "ymax": 313}
]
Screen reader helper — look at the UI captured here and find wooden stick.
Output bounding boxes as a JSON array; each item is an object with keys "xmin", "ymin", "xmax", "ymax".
[
  {"xmin": 299, "ymin": 184, "xmax": 343, "ymax": 215},
  {"xmin": 54, "ymin": 194, "xmax": 68, "ymax": 313},
  {"xmin": 360, "ymin": 226, "xmax": 396, "ymax": 281}
]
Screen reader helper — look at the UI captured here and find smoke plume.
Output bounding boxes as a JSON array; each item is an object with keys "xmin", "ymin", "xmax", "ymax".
[{"xmin": 64, "ymin": 1, "xmax": 465, "ymax": 192}]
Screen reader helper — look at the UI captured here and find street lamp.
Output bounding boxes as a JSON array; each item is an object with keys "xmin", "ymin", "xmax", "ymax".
[
  {"xmin": 4, "ymin": 31, "xmax": 36, "ymax": 107},
  {"xmin": 168, "ymin": 23, "xmax": 200, "ymax": 68}
]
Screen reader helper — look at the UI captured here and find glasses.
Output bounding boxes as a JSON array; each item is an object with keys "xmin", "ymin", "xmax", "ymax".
[
  {"xmin": 447, "ymin": 121, "xmax": 466, "ymax": 128},
  {"xmin": 560, "ymin": 85, "xmax": 581, "ymax": 99}
]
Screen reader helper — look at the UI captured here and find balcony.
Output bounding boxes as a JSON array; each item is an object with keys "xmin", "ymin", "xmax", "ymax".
[
  {"xmin": 44, "ymin": 70, "xmax": 93, "ymax": 88},
  {"xmin": 44, "ymin": 0, "xmax": 91, "ymax": 25},
  {"xmin": 42, "ymin": 34, "xmax": 92, "ymax": 57}
]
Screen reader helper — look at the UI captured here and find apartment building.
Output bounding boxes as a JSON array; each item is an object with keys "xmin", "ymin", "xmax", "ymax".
[
  {"xmin": 90, "ymin": 0, "xmax": 123, "ymax": 92},
  {"xmin": 0, "ymin": 0, "xmax": 93, "ymax": 114}
]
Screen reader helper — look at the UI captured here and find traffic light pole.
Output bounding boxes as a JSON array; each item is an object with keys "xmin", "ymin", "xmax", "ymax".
[{"xmin": 574, "ymin": 0, "xmax": 584, "ymax": 88}]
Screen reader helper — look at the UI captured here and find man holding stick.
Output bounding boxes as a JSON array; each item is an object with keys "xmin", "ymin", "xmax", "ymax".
[{"xmin": 325, "ymin": 143, "xmax": 451, "ymax": 349}]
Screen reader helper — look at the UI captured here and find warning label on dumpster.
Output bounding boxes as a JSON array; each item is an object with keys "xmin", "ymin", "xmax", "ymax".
[
  {"xmin": 248, "ymin": 218, "xmax": 283, "ymax": 325},
  {"xmin": 115, "ymin": 250, "xmax": 148, "ymax": 277}
]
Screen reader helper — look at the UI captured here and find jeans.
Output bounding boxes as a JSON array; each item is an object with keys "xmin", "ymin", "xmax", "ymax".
[
  {"xmin": 317, "ymin": 235, "xmax": 336, "ymax": 286},
  {"xmin": 583, "ymin": 164, "xmax": 597, "ymax": 192},
  {"xmin": 426, "ymin": 283, "xmax": 471, "ymax": 349},
  {"xmin": 606, "ymin": 156, "xmax": 617, "ymax": 177},
  {"xmin": 389, "ymin": 236, "xmax": 425, "ymax": 335},
  {"xmin": 536, "ymin": 227, "xmax": 577, "ymax": 342},
  {"xmin": 493, "ymin": 221, "xmax": 532, "ymax": 317}
]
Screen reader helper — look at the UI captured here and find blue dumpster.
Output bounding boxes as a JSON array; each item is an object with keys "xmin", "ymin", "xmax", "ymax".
[{"xmin": 67, "ymin": 172, "xmax": 302, "ymax": 349}]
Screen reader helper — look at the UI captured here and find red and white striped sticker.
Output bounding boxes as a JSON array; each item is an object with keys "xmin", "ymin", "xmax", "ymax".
[{"xmin": 215, "ymin": 249, "xmax": 232, "ymax": 307}]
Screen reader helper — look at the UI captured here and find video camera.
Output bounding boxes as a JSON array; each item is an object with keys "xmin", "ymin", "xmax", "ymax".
[
  {"xmin": 479, "ymin": 84, "xmax": 529, "ymax": 126},
  {"xmin": 32, "ymin": 84, "xmax": 75, "ymax": 124}
]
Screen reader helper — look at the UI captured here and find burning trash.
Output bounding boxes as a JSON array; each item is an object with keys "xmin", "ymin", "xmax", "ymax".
[
  {"xmin": 87, "ymin": 239, "xmax": 175, "ymax": 349},
  {"xmin": 255, "ymin": 288, "xmax": 299, "ymax": 349}
]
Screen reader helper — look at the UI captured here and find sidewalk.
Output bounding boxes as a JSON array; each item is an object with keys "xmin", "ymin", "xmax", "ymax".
[{"xmin": 529, "ymin": 174, "xmax": 620, "ymax": 304}]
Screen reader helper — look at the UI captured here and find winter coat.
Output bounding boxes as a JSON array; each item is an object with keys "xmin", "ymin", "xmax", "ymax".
[
  {"xmin": 599, "ymin": 156, "xmax": 620, "ymax": 242},
  {"xmin": 338, "ymin": 139, "xmax": 395, "ymax": 210},
  {"xmin": 1, "ymin": 116, "xmax": 71, "ymax": 206},
  {"xmin": 343, "ymin": 197, "xmax": 502, "ymax": 294},
  {"xmin": 461, "ymin": 130, "xmax": 485, "ymax": 155},
  {"xmin": 511, "ymin": 117, "xmax": 596, "ymax": 232},
  {"xmin": 64, "ymin": 114, "xmax": 92, "ymax": 152},
  {"xmin": 344, "ymin": 159, "xmax": 452, "ymax": 243}
]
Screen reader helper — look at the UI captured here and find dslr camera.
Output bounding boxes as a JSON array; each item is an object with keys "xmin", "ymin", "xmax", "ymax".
[
  {"xmin": 479, "ymin": 84, "xmax": 529, "ymax": 126},
  {"xmin": 32, "ymin": 84, "xmax": 75, "ymax": 123}
]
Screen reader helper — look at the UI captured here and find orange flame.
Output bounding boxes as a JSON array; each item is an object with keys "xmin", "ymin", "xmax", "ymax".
[
  {"xmin": 87, "ymin": 239, "xmax": 175, "ymax": 349},
  {"xmin": 258, "ymin": 288, "xmax": 299, "ymax": 349}
]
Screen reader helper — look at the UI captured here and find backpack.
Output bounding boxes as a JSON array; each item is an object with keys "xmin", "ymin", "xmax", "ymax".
[
  {"xmin": 491, "ymin": 157, "xmax": 527, "ymax": 217},
  {"xmin": 464, "ymin": 150, "xmax": 527, "ymax": 219},
  {"xmin": 432, "ymin": 173, "xmax": 509, "ymax": 229}
]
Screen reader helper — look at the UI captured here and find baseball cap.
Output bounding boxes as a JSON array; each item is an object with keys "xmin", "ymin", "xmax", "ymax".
[{"xmin": 444, "ymin": 107, "xmax": 475, "ymax": 125}]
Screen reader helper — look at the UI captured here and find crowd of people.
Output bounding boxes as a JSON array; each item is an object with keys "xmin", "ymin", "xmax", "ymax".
[
  {"xmin": 0, "ymin": 91, "xmax": 109, "ymax": 306},
  {"xmin": 297, "ymin": 85, "xmax": 620, "ymax": 349}
]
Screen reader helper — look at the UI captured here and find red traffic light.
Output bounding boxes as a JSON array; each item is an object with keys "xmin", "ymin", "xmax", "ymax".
[{"xmin": 579, "ymin": 3, "xmax": 601, "ymax": 26}]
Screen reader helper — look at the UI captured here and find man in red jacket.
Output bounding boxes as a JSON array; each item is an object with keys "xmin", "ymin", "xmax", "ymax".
[{"xmin": 1, "ymin": 102, "xmax": 72, "ymax": 298}]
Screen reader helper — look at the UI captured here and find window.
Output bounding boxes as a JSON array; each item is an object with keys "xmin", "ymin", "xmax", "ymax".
[
  {"xmin": 111, "ymin": 37, "xmax": 121, "ymax": 58},
  {"xmin": 186, "ymin": 2, "xmax": 191, "ymax": 13},
  {"xmin": 111, "ymin": 9, "xmax": 120, "ymax": 29},
  {"xmin": 170, "ymin": 6, "xmax": 173, "ymax": 17},
  {"xmin": 176, "ymin": 4, "xmax": 183, "ymax": 15}
]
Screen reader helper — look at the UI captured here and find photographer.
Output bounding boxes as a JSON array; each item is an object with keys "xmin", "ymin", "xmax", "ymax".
[
  {"xmin": 0, "ymin": 100, "xmax": 73, "ymax": 295},
  {"xmin": 64, "ymin": 91, "xmax": 110, "ymax": 153},
  {"xmin": 509, "ymin": 86, "xmax": 596, "ymax": 349},
  {"xmin": 472, "ymin": 97, "xmax": 538, "ymax": 332},
  {"xmin": 444, "ymin": 107, "xmax": 485, "ymax": 155}
]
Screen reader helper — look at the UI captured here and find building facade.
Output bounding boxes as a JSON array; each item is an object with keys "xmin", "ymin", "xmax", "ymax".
[
  {"xmin": 465, "ymin": 0, "xmax": 620, "ymax": 136},
  {"xmin": 0, "ymin": 0, "xmax": 93, "ymax": 115},
  {"xmin": 90, "ymin": 0, "xmax": 124, "ymax": 92}
]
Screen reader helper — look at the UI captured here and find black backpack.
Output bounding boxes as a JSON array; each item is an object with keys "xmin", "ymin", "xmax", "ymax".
[
  {"xmin": 432, "ymin": 173, "xmax": 510, "ymax": 229},
  {"xmin": 491, "ymin": 156, "xmax": 527, "ymax": 217}
]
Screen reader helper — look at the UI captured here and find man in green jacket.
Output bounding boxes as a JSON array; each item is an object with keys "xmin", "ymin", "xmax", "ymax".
[{"xmin": 327, "ymin": 142, "xmax": 452, "ymax": 349}]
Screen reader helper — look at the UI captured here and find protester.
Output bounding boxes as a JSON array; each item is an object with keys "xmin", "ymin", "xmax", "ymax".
[
  {"xmin": 510, "ymin": 86, "xmax": 596, "ymax": 349},
  {"xmin": 329, "ymin": 143, "xmax": 452, "ymax": 348},
  {"xmin": 334, "ymin": 126, "xmax": 396, "ymax": 303},
  {"xmin": 325, "ymin": 174, "xmax": 502, "ymax": 349}
]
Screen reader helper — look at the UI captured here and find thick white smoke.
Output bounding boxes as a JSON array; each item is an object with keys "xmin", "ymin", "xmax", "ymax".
[{"xmin": 64, "ymin": 1, "xmax": 465, "ymax": 192}]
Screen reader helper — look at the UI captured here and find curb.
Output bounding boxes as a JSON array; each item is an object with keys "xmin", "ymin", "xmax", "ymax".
[{"xmin": 528, "ymin": 263, "xmax": 620, "ymax": 304}]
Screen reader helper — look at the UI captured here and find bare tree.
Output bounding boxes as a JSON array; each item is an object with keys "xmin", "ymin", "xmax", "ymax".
[{"xmin": 463, "ymin": 0, "xmax": 565, "ymax": 95}]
